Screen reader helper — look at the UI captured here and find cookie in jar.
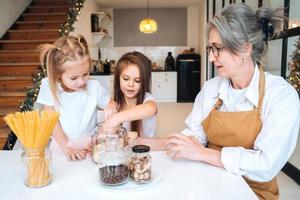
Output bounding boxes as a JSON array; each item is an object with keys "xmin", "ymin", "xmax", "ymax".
[{"xmin": 129, "ymin": 145, "xmax": 151, "ymax": 184}]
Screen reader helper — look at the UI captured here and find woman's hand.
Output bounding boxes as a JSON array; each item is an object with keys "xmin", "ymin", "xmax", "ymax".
[
  {"xmin": 165, "ymin": 133, "xmax": 206, "ymax": 161},
  {"xmin": 103, "ymin": 100, "xmax": 118, "ymax": 120}
]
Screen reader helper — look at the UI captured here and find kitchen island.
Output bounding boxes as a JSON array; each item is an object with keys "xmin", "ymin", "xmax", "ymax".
[{"xmin": 0, "ymin": 150, "xmax": 257, "ymax": 200}]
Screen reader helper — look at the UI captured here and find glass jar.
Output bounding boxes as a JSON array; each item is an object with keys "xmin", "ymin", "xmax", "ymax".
[
  {"xmin": 127, "ymin": 131, "xmax": 138, "ymax": 148},
  {"xmin": 91, "ymin": 125, "xmax": 106, "ymax": 164},
  {"xmin": 94, "ymin": 124, "xmax": 130, "ymax": 185},
  {"xmin": 21, "ymin": 147, "xmax": 52, "ymax": 188},
  {"xmin": 129, "ymin": 145, "xmax": 152, "ymax": 184},
  {"xmin": 92, "ymin": 123, "xmax": 128, "ymax": 164}
]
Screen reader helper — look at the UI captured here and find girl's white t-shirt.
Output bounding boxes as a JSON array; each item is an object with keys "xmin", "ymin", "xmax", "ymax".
[
  {"xmin": 122, "ymin": 92, "xmax": 157, "ymax": 137},
  {"xmin": 37, "ymin": 77, "xmax": 110, "ymax": 138}
]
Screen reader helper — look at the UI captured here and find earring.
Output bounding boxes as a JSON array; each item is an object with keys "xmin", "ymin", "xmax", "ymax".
[{"xmin": 243, "ymin": 57, "xmax": 246, "ymax": 63}]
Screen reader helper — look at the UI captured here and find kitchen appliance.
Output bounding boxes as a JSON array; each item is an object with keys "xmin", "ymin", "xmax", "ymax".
[{"xmin": 176, "ymin": 54, "xmax": 201, "ymax": 102}]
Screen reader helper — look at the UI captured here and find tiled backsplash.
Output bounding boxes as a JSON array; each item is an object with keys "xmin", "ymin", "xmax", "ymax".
[{"xmin": 99, "ymin": 46, "xmax": 189, "ymax": 69}]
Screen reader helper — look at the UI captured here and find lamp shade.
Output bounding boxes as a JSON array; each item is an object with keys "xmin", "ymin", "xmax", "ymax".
[{"xmin": 139, "ymin": 18, "xmax": 157, "ymax": 33}]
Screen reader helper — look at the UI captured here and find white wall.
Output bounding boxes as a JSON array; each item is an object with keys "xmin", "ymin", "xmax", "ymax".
[
  {"xmin": 99, "ymin": 7, "xmax": 201, "ymax": 69},
  {"xmin": 0, "ymin": 0, "xmax": 32, "ymax": 38},
  {"xmin": 198, "ymin": 1, "xmax": 206, "ymax": 88},
  {"xmin": 71, "ymin": 0, "xmax": 101, "ymax": 51},
  {"xmin": 187, "ymin": 7, "xmax": 200, "ymax": 52},
  {"xmin": 72, "ymin": 1, "xmax": 201, "ymax": 71}
]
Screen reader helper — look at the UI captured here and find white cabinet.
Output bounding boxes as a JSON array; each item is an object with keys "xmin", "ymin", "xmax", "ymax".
[
  {"xmin": 91, "ymin": 75, "xmax": 114, "ymax": 98},
  {"xmin": 151, "ymin": 72, "xmax": 177, "ymax": 102},
  {"xmin": 91, "ymin": 72, "xmax": 177, "ymax": 102}
]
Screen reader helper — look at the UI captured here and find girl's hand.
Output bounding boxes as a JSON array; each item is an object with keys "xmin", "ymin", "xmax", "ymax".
[
  {"xmin": 104, "ymin": 100, "xmax": 118, "ymax": 120},
  {"xmin": 101, "ymin": 114, "xmax": 121, "ymax": 131},
  {"xmin": 165, "ymin": 133, "xmax": 206, "ymax": 161},
  {"xmin": 63, "ymin": 146, "xmax": 88, "ymax": 161}
]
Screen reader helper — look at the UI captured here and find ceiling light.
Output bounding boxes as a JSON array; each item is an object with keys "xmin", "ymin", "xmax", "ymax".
[{"xmin": 139, "ymin": 0, "xmax": 157, "ymax": 34}]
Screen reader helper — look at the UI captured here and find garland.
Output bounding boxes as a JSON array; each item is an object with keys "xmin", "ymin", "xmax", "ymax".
[
  {"xmin": 287, "ymin": 36, "xmax": 300, "ymax": 96},
  {"xmin": 4, "ymin": 0, "xmax": 85, "ymax": 150},
  {"xmin": 59, "ymin": 0, "xmax": 85, "ymax": 35}
]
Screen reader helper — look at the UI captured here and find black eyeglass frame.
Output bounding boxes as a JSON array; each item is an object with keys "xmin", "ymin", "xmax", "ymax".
[{"xmin": 206, "ymin": 45, "xmax": 225, "ymax": 58}]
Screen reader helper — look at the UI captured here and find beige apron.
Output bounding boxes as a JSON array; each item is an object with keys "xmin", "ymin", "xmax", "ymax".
[{"xmin": 201, "ymin": 67, "xmax": 279, "ymax": 200}]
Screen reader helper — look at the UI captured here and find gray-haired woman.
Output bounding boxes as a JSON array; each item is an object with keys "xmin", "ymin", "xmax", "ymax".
[{"xmin": 165, "ymin": 3, "xmax": 300, "ymax": 200}]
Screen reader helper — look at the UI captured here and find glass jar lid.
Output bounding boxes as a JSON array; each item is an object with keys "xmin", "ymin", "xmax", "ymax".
[{"xmin": 132, "ymin": 145, "xmax": 150, "ymax": 153}]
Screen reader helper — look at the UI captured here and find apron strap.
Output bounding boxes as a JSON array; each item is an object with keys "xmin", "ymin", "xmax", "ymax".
[{"xmin": 257, "ymin": 65, "xmax": 265, "ymax": 114}]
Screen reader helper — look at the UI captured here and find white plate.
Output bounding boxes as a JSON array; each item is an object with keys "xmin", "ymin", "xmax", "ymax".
[{"xmin": 88, "ymin": 168, "xmax": 162, "ymax": 191}]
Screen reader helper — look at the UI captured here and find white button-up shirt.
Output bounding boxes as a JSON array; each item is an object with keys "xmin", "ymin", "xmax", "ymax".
[{"xmin": 182, "ymin": 66, "xmax": 300, "ymax": 182}]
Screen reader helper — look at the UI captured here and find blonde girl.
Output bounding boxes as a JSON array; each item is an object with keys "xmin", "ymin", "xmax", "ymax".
[{"xmin": 37, "ymin": 35, "xmax": 116, "ymax": 161}]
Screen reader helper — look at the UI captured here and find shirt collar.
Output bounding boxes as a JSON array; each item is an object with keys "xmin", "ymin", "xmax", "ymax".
[{"xmin": 217, "ymin": 63, "xmax": 260, "ymax": 107}]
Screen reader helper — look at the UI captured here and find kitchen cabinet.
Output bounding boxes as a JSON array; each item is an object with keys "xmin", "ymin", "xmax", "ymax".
[
  {"xmin": 91, "ymin": 72, "xmax": 177, "ymax": 102},
  {"xmin": 151, "ymin": 72, "xmax": 177, "ymax": 102}
]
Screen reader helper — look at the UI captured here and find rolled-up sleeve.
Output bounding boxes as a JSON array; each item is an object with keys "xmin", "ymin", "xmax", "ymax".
[{"xmin": 181, "ymin": 85, "xmax": 210, "ymax": 146}]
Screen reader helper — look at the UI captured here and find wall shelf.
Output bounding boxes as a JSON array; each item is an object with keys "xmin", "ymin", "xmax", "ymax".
[
  {"xmin": 91, "ymin": 12, "xmax": 112, "ymax": 46},
  {"xmin": 91, "ymin": 12, "xmax": 111, "ymax": 30}
]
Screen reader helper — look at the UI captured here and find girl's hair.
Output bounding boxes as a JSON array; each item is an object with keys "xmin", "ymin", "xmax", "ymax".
[
  {"xmin": 207, "ymin": 3, "xmax": 283, "ymax": 61},
  {"xmin": 114, "ymin": 52, "xmax": 151, "ymax": 135},
  {"xmin": 37, "ymin": 35, "xmax": 90, "ymax": 102}
]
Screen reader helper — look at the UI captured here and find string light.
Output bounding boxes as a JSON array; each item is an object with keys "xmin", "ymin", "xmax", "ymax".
[
  {"xmin": 59, "ymin": 0, "xmax": 85, "ymax": 35},
  {"xmin": 287, "ymin": 36, "xmax": 300, "ymax": 96}
]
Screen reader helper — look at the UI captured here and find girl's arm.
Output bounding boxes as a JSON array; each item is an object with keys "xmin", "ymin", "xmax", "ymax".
[
  {"xmin": 136, "ymin": 137, "xmax": 166, "ymax": 151},
  {"xmin": 103, "ymin": 99, "xmax": 118, "ymax": 120},
  {"xmin": 43, "ymin": 105, "xmax": 87, "ymax": 161},
  {"xmin": 103, "ymin": 100, "xmax": 163, "ymax": 150},
  {"xmin": 103, "ymin": 100, "xmax": 158, "ymax": 128}
]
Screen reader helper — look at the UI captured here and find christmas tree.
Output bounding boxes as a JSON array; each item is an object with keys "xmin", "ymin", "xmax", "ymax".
[{"xmin": 287, "ymin": 36, "xmax": 300, "ymax": 96}]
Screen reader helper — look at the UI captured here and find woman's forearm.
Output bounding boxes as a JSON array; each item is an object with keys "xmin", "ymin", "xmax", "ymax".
[{"xmin": 200, "ymin": 148, "xmax": 224, "ymax": 168}]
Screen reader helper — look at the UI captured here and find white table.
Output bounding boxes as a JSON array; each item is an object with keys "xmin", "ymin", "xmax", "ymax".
[{"xmin": 0, "ymin": 151, "xmax": 257, "ymax": 200}]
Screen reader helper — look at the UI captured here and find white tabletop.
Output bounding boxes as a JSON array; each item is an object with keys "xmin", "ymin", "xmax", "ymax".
[{"xmin": 0, "ymin": 150, "xmax": 257, "ymax": 200}]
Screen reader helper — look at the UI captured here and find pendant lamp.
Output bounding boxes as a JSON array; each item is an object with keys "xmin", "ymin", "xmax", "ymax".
[{"xmin": 139, "ymin": 0, "xmax": 157, "ymax": 33}]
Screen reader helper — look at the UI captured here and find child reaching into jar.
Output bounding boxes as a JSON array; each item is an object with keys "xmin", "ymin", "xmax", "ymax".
[
  {"xmin": 101, "ymin": 52, "xmax": 165, "ymax": 150},
  {"xmin": 36, "ymin": 35, "xmax": 117, "ymax": 161}
]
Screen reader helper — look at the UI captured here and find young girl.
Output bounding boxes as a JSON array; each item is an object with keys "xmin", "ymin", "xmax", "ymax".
[
  {"xmin": 102, "ymin": 52, "xmax": 164, "ymax": 150},
  {"xmin": 36, "ymin": 35, "xmax": 116, "ymax": 161}
]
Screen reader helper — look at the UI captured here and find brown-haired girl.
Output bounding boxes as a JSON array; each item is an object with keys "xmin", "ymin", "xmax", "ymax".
[
  {"xmin": 102, "ymin": 52, "xmax": 165, "ymax": 150},
  {"xmin": 36, "ymin": 35, "xmax": 116, "ymax": 161}
]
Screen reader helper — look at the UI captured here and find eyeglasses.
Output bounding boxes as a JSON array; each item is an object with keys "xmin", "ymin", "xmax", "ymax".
[{"xmin": 206, "ymin": 45, "xmax": 225, "ymax": 58}]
